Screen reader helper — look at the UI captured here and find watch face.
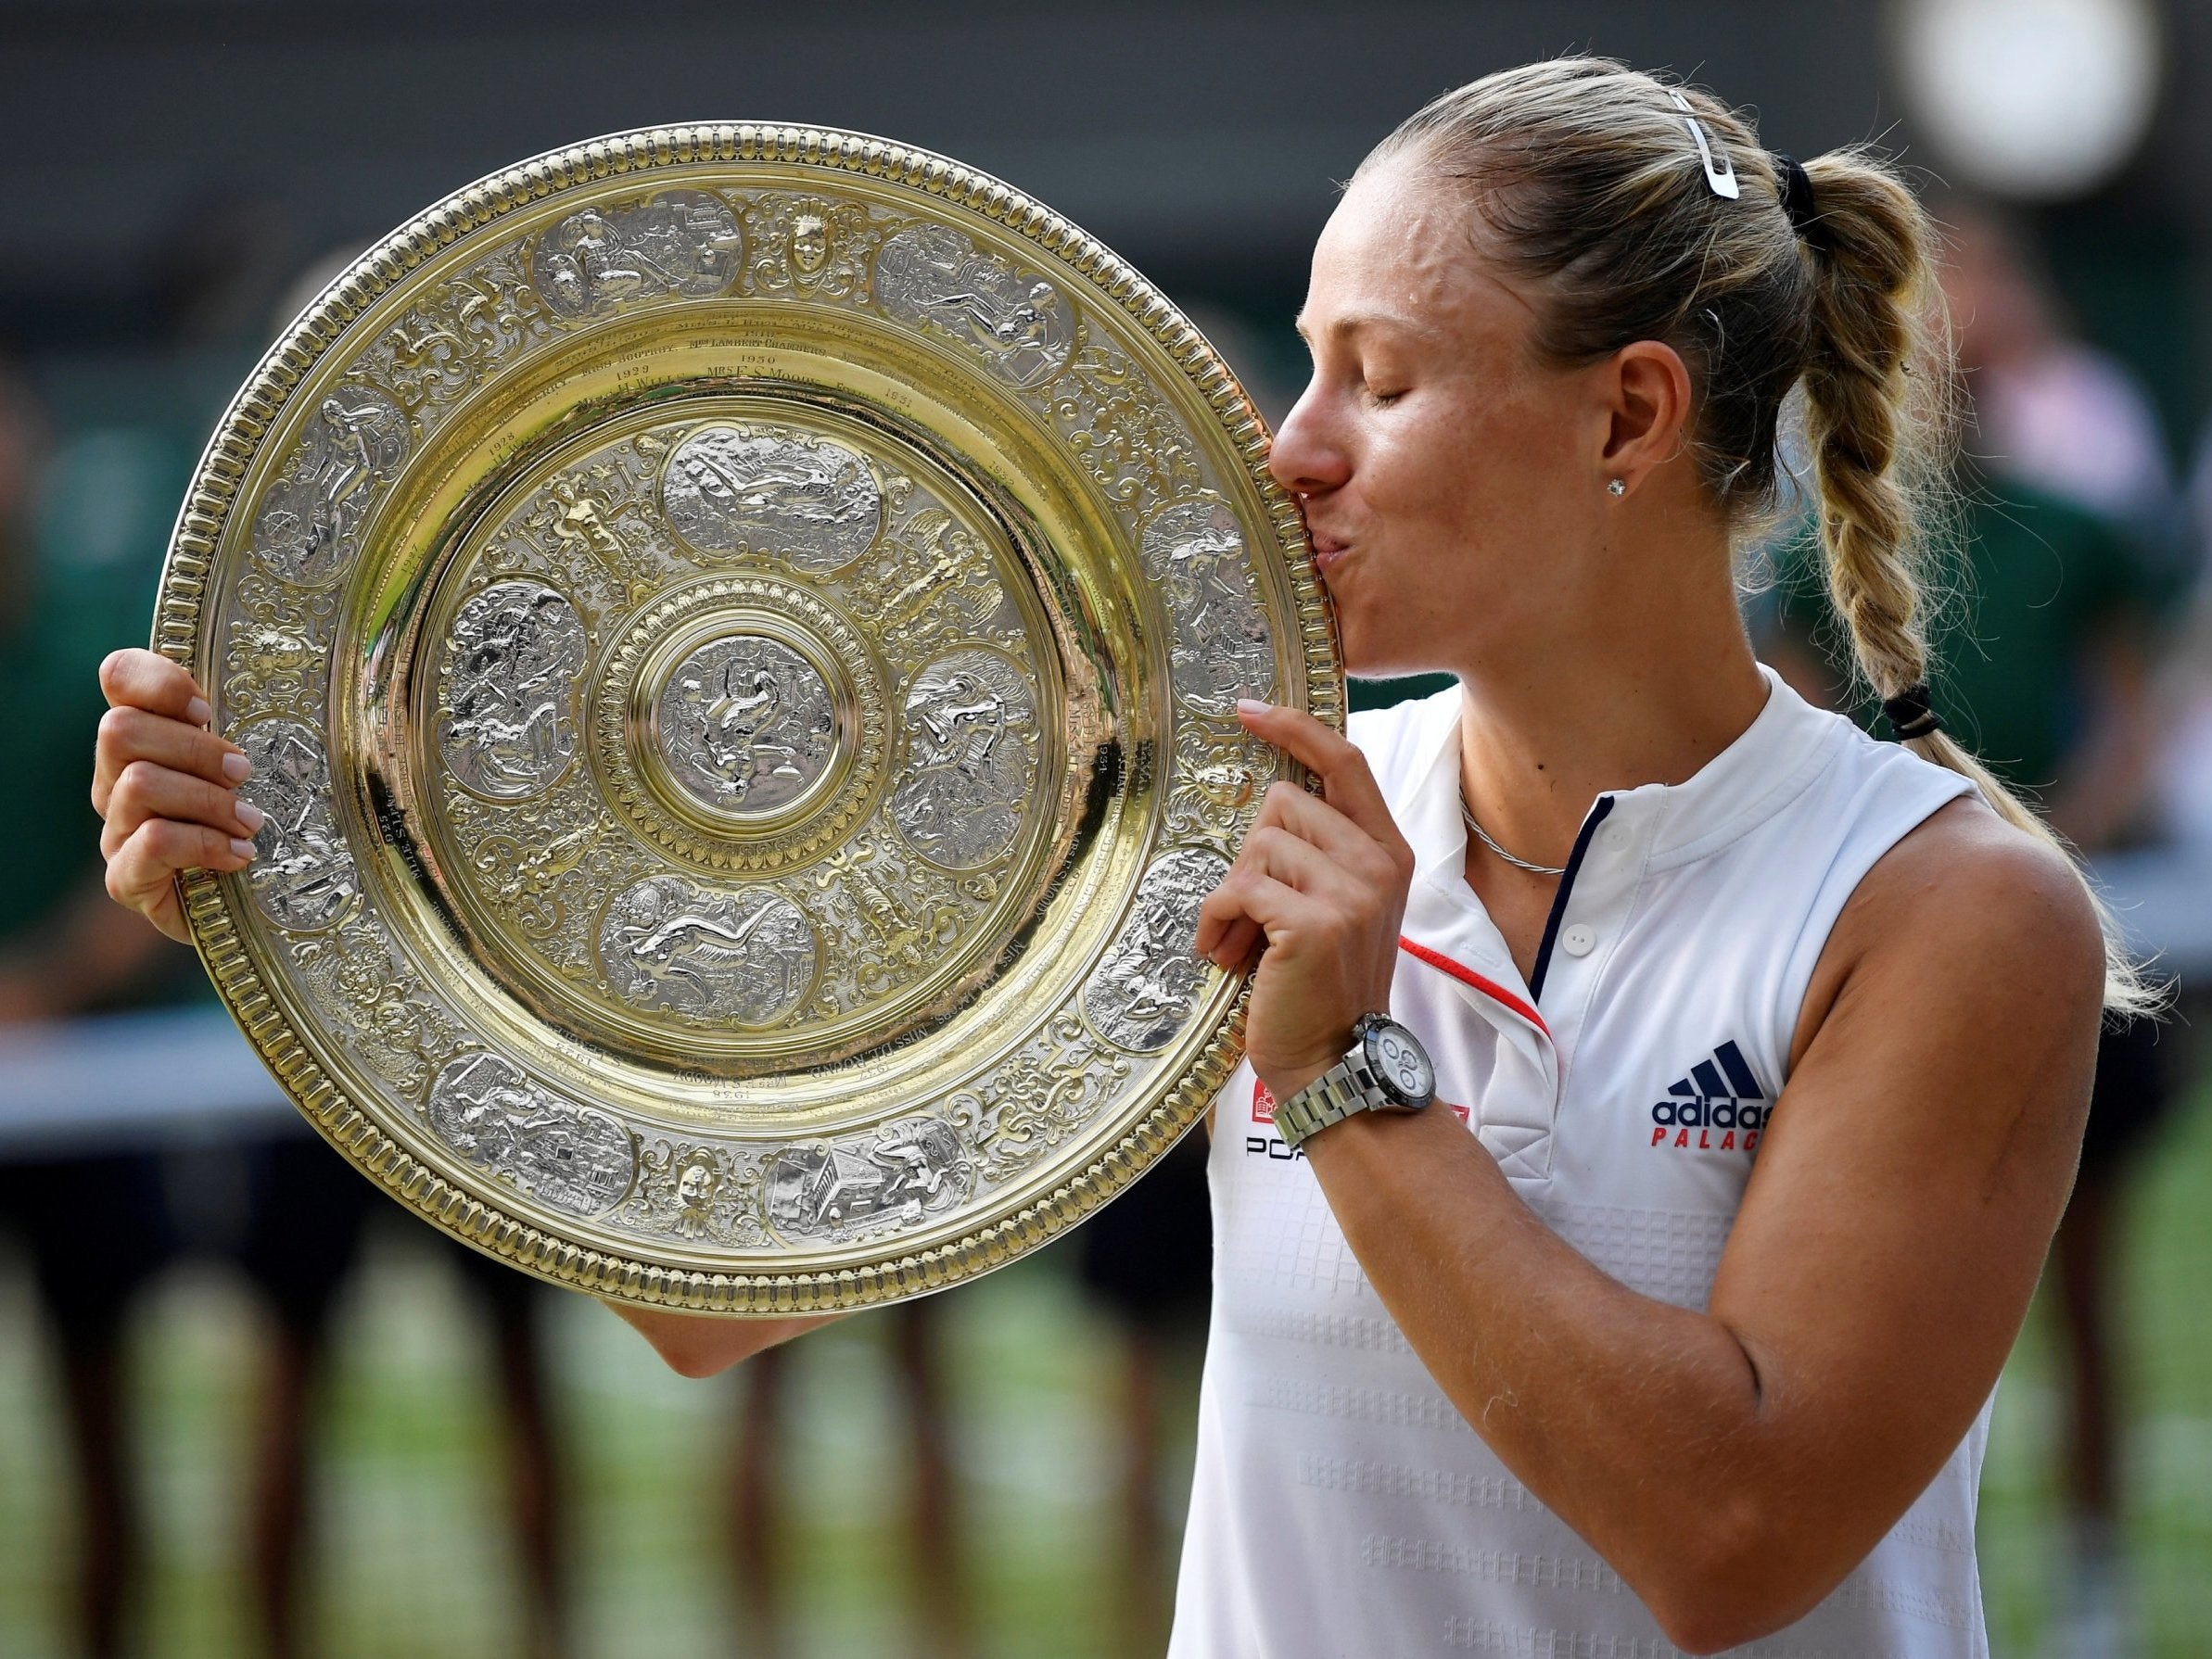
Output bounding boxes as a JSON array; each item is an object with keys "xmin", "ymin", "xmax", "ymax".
[{"xmin": 1363, "ymin": 1018, "xmax": 1435, "ymax": 1108}]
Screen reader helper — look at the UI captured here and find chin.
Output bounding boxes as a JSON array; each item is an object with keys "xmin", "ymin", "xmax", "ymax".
[{"xmin": 1335, "ymin": 611, "xmax": 1439, "ymax": 681}]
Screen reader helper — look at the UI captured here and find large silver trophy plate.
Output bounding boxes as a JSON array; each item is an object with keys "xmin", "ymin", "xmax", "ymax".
[{"xmin": 156, "ymin": 126, "xmax": 1339, "ymax": 1312}]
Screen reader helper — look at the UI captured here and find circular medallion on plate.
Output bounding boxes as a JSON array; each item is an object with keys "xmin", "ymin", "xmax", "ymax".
[
  {"xmin": 652, "ymin": 633, "xmax": 839, "ymax": 817},
  {"xmin": 158, "ymin": 124, "xmax": 1337, "ymax": 1314}
]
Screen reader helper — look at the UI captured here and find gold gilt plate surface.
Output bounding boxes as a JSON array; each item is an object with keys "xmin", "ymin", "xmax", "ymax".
[{"xmin": 155, "ymin": 125, "xmax": 1339, "ymax": 1314}]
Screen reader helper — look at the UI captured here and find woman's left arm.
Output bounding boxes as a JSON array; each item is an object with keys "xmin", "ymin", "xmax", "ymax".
[{"xmin": 1202, "ymin": 703, "xmax": 2104, "ymax": 1656}]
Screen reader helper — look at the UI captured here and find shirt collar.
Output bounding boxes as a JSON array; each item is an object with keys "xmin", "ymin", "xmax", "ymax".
[{"xmin": 1392, "ymin": 664, "xmax": 1848, "ymax": 878}]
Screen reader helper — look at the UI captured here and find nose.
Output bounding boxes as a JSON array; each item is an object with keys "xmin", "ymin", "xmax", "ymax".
[{"xmin": 1266, "ymin": 378, "xmax": 1351, "ymax": 498}]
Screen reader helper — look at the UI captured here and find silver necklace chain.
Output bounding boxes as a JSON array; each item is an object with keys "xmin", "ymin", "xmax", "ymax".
[{"xmin": 1459, "ymin": 793, "xmax": 1568, "ymax": 878}]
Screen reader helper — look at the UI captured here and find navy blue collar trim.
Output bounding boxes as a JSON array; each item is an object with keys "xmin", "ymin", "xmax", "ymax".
[{"xmin": 1528, "ymin": 795, "xmax": 1615, "ymax": 1007}]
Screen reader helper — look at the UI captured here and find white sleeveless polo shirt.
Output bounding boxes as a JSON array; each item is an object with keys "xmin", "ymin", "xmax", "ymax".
[{"xmin": 1168, "ymin": 667, "xmax": 1988, "ymax": 1659}]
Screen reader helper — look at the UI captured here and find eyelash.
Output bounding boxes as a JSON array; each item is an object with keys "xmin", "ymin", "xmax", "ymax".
[{"xmin": 1364, "ymin": 386, "xmax": 1405, "ymax": 408}]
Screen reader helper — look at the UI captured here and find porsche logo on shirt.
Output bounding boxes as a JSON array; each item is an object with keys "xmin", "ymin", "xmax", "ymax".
[{"xmin": 1245, "ymin": 1074, "xmax": 1467, "ymax": 1161}]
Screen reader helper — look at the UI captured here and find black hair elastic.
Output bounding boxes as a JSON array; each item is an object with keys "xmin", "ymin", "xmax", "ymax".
[
  {"xmin": 1881, "ymin": 684, "xmax": 1943, "ymax": 741},
  {"xmin": 1771, "ymin": 152, "xmax": 1824, "ymax": 250}
]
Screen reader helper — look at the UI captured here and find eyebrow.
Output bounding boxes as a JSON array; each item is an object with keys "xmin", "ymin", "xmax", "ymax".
[{"xmin": 1292, "ymin": 306, "xmax": 1441, "ymax": 346}]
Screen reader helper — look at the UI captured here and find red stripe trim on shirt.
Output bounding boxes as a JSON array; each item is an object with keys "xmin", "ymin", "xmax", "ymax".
[{"xmin": 1397, "ymin": 935, "xmax": 1550, "ymax": 1037}]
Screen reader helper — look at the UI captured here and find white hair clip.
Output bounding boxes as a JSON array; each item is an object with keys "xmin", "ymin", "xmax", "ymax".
[{"xmin": 1668, "ymin": 89, "xmax": 1740, "ymax": 201}]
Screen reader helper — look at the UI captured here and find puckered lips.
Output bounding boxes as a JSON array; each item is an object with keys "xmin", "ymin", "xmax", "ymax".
[{"xmin": 1308, "ymin": 529, "xmax": 1351, "ymax": 583}]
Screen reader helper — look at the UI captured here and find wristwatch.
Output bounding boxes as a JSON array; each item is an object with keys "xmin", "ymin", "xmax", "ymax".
[{"xmin": 1270, "ymin": 1012, "xmax": 1436, "ymax": 1152}]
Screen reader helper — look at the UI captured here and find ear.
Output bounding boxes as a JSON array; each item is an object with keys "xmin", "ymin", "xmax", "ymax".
[{"xmin": 1597, "ymin": 339, "xmax": 1695, "ymax": 493}]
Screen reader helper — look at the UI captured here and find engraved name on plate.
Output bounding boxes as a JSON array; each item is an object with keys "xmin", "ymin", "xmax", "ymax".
[
  {"xmin": 531, "ymin": 190, "xmax": 743, "ymax": 319},
  {"xmin": 1083, "ymin": 846, "xmax": 1229, "ymax": 1052},
  {"xmin": 891, "ymin": 649, "xmax": 1037, "ymax": 869},
  {"xmin": 439, "ymin": 580, "xmax": 589, "ymax": 800},
  {"xmin": 765, "ymin": 1116, "xmax": 973, "ymax": 1242},
  {"xmin": 597, "ymin": 875, "xmax": 817, "ymax": 1023},
  {"xmin": 873, "ymin": 225, "xmax": 1074, "ymax": 389},
  {"xmin": 1140, "ymin": 496, "xmax": 1277, "ymax": 714},
  {"xmin": 659, "ymin": 424, "xmax": 884, "ymax": 573},
  {"xmin": 654, "ymin": 634, "xmax": 837, "ymax": 815},
  {"xmin": 426, "ymin": 1052, "xmax": 636, "ymax": 1218},
  {"xmin": 252, "ymin": 386, "xmax": 411, "ymax": 587},
  {"xmin": 235, "ymin": 718, "xmax": 356, "ymax": 932}
]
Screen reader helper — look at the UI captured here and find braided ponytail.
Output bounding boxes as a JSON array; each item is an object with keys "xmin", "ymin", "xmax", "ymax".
[
  {"xmin": 1797, "ymin": 152, "xmax": 2159, "ymax": 1015},
  {"xmin": 1366, "ymin": 57, "xmax": 2153, "ymax": 1013}
]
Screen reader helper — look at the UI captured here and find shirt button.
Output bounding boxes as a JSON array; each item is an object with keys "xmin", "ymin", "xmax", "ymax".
[{"xmin": 1561, "ymin": 923, "xmax": 1596, "ymax": 957}]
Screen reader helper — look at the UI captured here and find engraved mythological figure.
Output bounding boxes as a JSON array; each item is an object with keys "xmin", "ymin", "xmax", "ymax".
[
  {"xmin": 426, "ymin": 1052, "xmax": 636, "ymax": 1218},
  {"xmin": 235, "ymin": 719, "xmax": 356, "ymax": 931},
  {"xmin": 1083, "ymin": 846, "xmax": 1229, "ymax": 1052},
  {"xmin": 766, "ymin": 1116, "xmax": 973, "ymax": 1241},
  {"xmin": 614, "ymin": 1141, "xmax": 769, "ymax": 1246},
  {"xmin": 891, "ymin": 649, "xmax": 1037, "ymax": 870},
  {"xmin": 1140, "ymin": 496, "xmax": 1277, "ymax": 714},
  {"xmin": 439, "ymin": 580, "xmax": 588, "ymax": 799},
  {"xmin": 231, "ymin": 623, "xmax": 318, "ymax": 685},
  {"xmin": 251, "ymin": 386, "xmax": 411, "ymax": 587},
  {"xmin": 865, "ymin": 507, "xmax": 1004, "ymax": 645},
  {"xmin": 597, "ymin": 875, "xmax": 817, "ymax": 1023},
  {"xmin": 660, "ymin": 424, "xmax": 883, "ymax": 573},
  {"xmin": 465, "ymin": 814, "xmax": 600, "ymax": 934},
  {"xmin": 220, "ymin": 569, "xmax": 339, "ymax": 726},
  {"xmin": 792, "ymin": 213, "xmax": 829, "ymax": 275},
  {"xmin": 516, "ymin": 458, "xmax": 662, "ymax": 609},
  {"xmin": 1164, "ymin": 724, "xmax": 1274, "ymax": 850},
  {"xmin": 743, "ymin": 194, "xmax": 880, "ymax": 300},
  {"xmin": 592, "ymin": 574, "xmax": 892, "ymax": 880},
  {"xmin": 656, "ymin": 635, "xmax": 837, "ymax": 815},
  {"xmin": 547, "ymin": 477, "xmax": 626, "ymax": 564},
  {"xmin": 530, "ymin": 191, "xmax": 743, "ymax": 319},
  {"xmin": 671, "ymin": 1148, "xmax": 721, "ymax": 1237},
  {"xmin": 807, "ymin": 839, "xmax": 966, "ymax": 1000},
  {"xmin": 873, "ymin": 225, "xmax": 1073, "ymax": 389}
]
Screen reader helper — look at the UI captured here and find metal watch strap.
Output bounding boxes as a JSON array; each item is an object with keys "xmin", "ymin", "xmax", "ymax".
[{"xmin": 1272, "ymin": 1053, "xmax": 1392, "ymax": 1151}]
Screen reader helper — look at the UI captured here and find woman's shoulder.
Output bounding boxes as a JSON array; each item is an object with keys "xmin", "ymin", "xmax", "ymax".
[{"xmin": 1809, "ymin": 791, "xmax": 2107, "ymax": 1054}]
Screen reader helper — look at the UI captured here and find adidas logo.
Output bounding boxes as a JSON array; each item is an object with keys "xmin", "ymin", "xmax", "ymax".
[{"xmin": 1648, "ymin": 1039, "xmax": 1770, "ymax": 1152}]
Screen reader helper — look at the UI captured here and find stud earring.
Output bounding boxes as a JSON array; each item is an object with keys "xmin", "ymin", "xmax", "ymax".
[{"xmin": 1607, "ymin": 477, "xmax": 1626, "ymax": 497}]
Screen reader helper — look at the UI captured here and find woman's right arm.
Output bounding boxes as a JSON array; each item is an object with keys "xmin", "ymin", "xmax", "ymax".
[
  {"xmin": 93, "ymin": 648, "xmax": 260, "ymax": 942},
  {"xmin": 94, "ymin": 647, "xmax": 842, "ymax": 1374}
]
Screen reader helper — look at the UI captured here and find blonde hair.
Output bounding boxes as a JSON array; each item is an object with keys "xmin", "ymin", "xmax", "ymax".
[{"xmin": 1362, "ymin": 56, "xmax": 2155, "ymax": 1014}]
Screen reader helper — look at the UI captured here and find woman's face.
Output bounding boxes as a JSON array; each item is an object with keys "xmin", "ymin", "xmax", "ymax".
[{"xmin": 1269, "ymin": 160, "xmax": 1613, "ymax": 678}]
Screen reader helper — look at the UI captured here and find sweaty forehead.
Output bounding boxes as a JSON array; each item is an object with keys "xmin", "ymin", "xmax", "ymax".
[{"xmin": 1299, "ymin": 163, "xmax": 1536, "ymax": 348}]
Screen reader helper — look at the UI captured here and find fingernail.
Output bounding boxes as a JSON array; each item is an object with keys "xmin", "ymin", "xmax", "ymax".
[
  {"xmin": 235, "ymin": 801, "xmax": 266, "ymax": 833},
  {"xmin": 185, "ymin": 697, "xmax": 212, "ymax": 727},
  {"xmin": 1236, "ymin": 699, "xmax": 1274, "ymax": 717},
  {"xmin": 229, "ymin": 837, "xmax": 257, "ymax": 861},
  {"xmin": 222, "ymin": 752, "xmax": 251, "ymax": 783}
]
